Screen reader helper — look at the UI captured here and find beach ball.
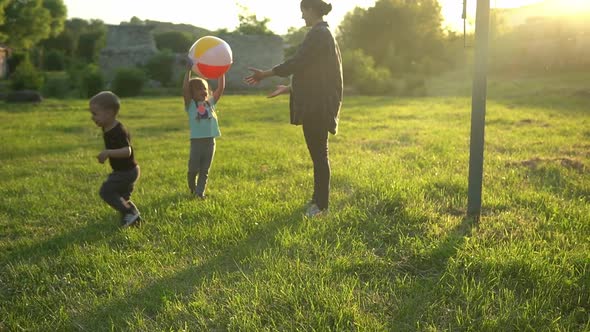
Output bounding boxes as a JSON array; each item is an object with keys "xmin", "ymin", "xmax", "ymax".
[{"xmin": 188, "ymin": 36, "xmax": 233, "ymax": 79}]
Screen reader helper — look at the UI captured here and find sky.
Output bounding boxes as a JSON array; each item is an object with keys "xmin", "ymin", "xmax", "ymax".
[{"xmin": 62, "ymin": 0, "xmax": 552, "ymax": 35}]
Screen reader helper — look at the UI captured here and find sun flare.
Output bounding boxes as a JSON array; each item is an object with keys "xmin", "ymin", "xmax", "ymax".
[
  {"xmin": 535, "ymin": 0, "xmax": 590, "ymax": 14},
  {"xmin": 493, "ymin": 0, "xmax": 590, "ymax": 13}
]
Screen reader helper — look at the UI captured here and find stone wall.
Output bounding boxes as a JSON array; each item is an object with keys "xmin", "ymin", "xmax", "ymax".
[
  {"xmin": 218, "ymin": 34, "xmax": 285, "ymax": 90},
  {"xmin": 99, "ymin": 25, "xmax": 158, "ymax": 81},
  {"xmin": 99, "ymin": 25, "xmax": 286, "ymax": 91}
]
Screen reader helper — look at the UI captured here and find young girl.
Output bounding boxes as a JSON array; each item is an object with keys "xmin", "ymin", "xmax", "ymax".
[{"xmin": 182, "ymin": 67, "xmax": 225, "ymax": 199}]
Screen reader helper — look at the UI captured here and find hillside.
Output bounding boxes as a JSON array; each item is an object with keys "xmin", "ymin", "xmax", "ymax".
[{"xmin": 127, "ymin": 19, "xmax": 212, "ymax": 39}]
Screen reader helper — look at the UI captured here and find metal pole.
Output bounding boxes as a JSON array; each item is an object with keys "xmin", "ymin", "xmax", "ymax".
[
  {"xmin": 463, "ymin": 0, "xmax": 467, "ymax": 48},
  {"xmin": 467, "ymin": 0, "xmax": 491, "ymax": 219}
]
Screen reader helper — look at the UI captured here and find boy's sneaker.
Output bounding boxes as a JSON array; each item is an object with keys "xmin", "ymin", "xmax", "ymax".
[
  {"xmin": 195, "ymin": 192, "xmax": 206, "ymax": 200},
  {"xmin": 121, "ymin": 211, "xmax": 140, "ymax": 228},
  {"xmin": 305, "ymin": 203, "xmax": 326, "ymax": 218}
]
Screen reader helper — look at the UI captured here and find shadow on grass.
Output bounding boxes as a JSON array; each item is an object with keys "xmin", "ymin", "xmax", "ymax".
[
  {"xmin": 1, "ymin": 215, "xmax": 119, "ymax": 267},
  {"xmin": 492, "ymin": 94, "xmax": 589, "ymax": 116},
  {"xmin": 331, "ymin": 182, "xmax": 479, "ymax": 329},
  {"xmin": 413, "ymin": 216, "xmax": 477, "ymax": 273},
  {"xmin": 73, "ymin": 207, "xmax": 303, "ymax": 329},
  {"xmin": 392, "ymin": 215, "xmax": 478, "ymax": 330}
]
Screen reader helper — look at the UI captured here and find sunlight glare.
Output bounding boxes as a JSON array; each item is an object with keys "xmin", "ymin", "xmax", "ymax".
[{"xmin": 535, "ymin": 0, "xmax": 590, "ymax": 16}]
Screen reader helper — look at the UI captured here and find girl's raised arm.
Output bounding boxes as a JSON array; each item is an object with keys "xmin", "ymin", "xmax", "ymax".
[
  {"xmin": 183, "ymin": 70, "xmax": 192, "ymax": 108},
  {"xmin": 213, "ymin": 74, "xmax": 225, "ymax": 103}
]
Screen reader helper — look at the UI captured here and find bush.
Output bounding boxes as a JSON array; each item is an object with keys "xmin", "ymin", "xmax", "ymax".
[
  {"xmin": 112, "ymin": 68, "xmax": 146, "ymax": 97},
  {"xmin": 42, "ymin": 71, "xmax": 71, "ymax": 98},
  {"xmin": 44, "ymin": 50, "xmax": 66, "ymax": 71},
  {"xmin": 403, "ymin": 76, "xmax": 427, "ymax": 96},
  {"xmin": 7, "ymin": 52, "xmax": 27, "ymax": 76},
  {"xmin": 65, "ymin": 59, "xmax": 87, "ymax": 87},
  {"xmin": 80, "ymin": 64, "xmax": 104, "ymax": 98},
  {"xmin": 154, "ymin": 31, "xmax": 193, "ymax": 53},
  {"xmin": 145, "ymin": 50, "xmax": 176, "ymax": 87},
  {"xmin": 5, "ymin": 90, "xmax": 43, "ymax": 103},
  {"xmin": 341, "ymin": 48, "xmax": 395, "ymax": 95},
  {"xmin": 11, "ymin": 59, "xmax": 44, "ymax": 91}
]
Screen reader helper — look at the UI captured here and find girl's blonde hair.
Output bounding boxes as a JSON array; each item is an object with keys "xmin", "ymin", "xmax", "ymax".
[{"xmin": 189, "ymin": 77, "xmax": 210, "ymax": 97}]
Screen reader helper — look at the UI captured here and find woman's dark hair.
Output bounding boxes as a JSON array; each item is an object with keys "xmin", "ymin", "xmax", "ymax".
[{"xmin": 300, "ymin": 0, "xmax": 333, "ymax": 16}]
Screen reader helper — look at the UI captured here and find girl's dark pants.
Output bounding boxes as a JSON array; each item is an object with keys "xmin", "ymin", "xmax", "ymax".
[
  {"xmin": 187, "ymin": 137, "xmax": 215, "ymax": 196},
  {"xmin": 302, "ymin": 114, "xmax": 330, "ymax": 211}
]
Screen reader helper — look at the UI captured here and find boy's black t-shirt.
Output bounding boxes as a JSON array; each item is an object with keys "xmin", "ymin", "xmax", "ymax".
[{"xmin": 103, "ymin": 122, "xmax": 137, "ymax": 171}]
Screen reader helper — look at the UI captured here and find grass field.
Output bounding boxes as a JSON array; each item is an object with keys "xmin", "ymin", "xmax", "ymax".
[{"xmin": 1, "ymin": 73, "xmax": 589, "ymax": 331}]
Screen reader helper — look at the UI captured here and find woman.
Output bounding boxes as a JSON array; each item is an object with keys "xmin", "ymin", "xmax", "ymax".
[{"xmin": 244, "ymin": 0, "xmax": 343, "ymax": 217}]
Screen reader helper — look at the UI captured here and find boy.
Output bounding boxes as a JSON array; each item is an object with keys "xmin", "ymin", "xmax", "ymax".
[{"xmin": 89, "ymin": 91, "xmax": 141, "ymax": 227}]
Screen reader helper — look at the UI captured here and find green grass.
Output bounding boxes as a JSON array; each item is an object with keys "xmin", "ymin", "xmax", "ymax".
[{"xmin": 1, "ymin": 74, "xmax": 589, "ymax": 331}]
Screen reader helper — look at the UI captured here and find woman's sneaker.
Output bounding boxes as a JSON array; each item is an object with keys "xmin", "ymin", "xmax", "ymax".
[{"xmin": 305, "ymin": 204, "xmax": 326, "ymax": 218}]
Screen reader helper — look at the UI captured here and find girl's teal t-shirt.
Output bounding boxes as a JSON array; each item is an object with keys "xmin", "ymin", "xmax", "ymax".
[{"xmin": 186, "ymin": 97, "xmax": 221, "ymax": 139}]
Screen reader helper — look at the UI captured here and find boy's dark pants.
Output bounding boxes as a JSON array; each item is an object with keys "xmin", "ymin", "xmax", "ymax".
[
  {"xmin": 100, "ymin": 166, "xmax": 140, "ymax": 214},
  {"xmin": 302, "ymin": 116, "xmax": 330, "ymax": 211}
]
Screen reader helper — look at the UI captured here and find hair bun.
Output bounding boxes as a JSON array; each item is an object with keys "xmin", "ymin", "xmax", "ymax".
[
  {"xmin": 301, "ymin": 0, "xmax": 333, "ymax": 16},
  {"xmin": 325, "ymin": 3, "xmax": 333, "ymax": 15}
]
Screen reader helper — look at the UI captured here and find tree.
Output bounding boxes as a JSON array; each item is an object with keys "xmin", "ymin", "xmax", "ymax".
[
  {"xmin": 43, "ymin": 49, "xmax": 65, "ymax": 70},
  {"xmin": 283, "ymin": 26, "xmax": 308, "ymax": 58},
  {"xmin": 43, "ymin": 0, "xmax": 67, "ymax": 38},
  {"xmin": 40, "ymin": 29, "xmax": 77, "ymax": 56},
  {"xmin": 66, "ymin": 17, "xmax": 90, "ymax": 33},
  {"xmin": 0, "ymin": 0, "xmax": 66, "ymax": 49},
  {"xmin": 0, "ymin": 0, "xmax": 8, "ymax": 43},
  {"xmin": 0, "ymin": 0, "xmax": 51, "ymax": 49},
  {"xmin": 123, "ymin": 16, "xmax": 144, "ymax": 25},
  {"xmin": 154, "ymin": 31, "xmax": 193, "ymax": 53},
  {"xmin": 41, "ymin": 18, "xmax": 105, "ymax": 63},
  {"xmin": 77, "ymin": 30, "xmax": 105, "ymax": 63},
  {"xmin": 338, "ymin": 0, "xmax": 450, "ymax": 76},
  {"xmin": 234, "ymin": 5, "xmax": 275, "ymax": 35}
]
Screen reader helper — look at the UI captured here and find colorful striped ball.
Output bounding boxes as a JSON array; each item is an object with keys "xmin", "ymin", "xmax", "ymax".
[{"xmin": 188, "ymin": 36, "xmax": 233, "ymax": 79}]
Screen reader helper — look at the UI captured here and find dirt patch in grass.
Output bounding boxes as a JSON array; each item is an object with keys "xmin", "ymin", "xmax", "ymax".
[
  {"xmin": 559, "ymin": 158, "xmax": 586, "ymax": 171},
  {"xmin": 516, "ymin": 119, "xmax": 550, "ymax": 127},
  {"xmin": 371, "ymin": 125, "xmax": 389, "ymax": 130},
  {"xmin": 508, "ymin": 157, "xmax": 586, "ymax": 172},
  {"xmin": 572, "ymin": 89, "xmax": 590, "ymax": 98}
]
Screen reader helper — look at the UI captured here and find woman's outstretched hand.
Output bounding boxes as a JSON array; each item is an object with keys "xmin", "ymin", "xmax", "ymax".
[
  {"xmin": 244, "ymin": 67, "xmax": 264, "ymax": 85},
  {"xmin": 267, "ymin": 85, "xmax": 291, "ymax": 98}
]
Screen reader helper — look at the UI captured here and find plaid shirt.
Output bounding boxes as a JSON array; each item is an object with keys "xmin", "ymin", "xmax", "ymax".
[{"xmin": 273, "ymin": 22, "xmax": 343, "ymax": 135}]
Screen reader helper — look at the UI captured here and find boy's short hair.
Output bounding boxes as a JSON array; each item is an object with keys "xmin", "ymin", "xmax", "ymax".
[{"xmin": 90, "ymin": 91, "xmax": 121, "ymax": 114}]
